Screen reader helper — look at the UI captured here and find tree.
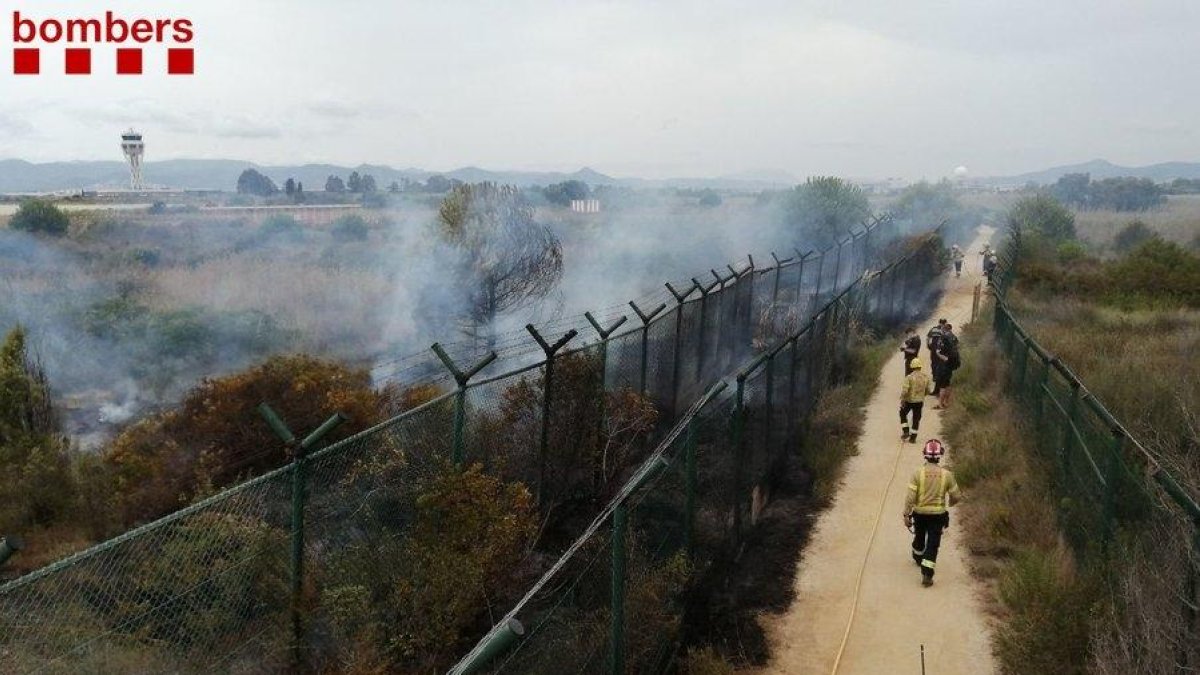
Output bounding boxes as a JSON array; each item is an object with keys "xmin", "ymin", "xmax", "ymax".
[
  {"xmin": 1113, "ymin": 220, "xmax": 1158, "ymax": 253},
  {"xmin": 542, "ymin": 180, "xmax": 589, "ymax": 206},
  {"xmin": 8, "ymin": 199, "xmax": 69, "ymax": 237},
  {"xmin": 236, "ymin": 168, "xmax": 278, "ymax": 197},
  {"xmin": 284, "ymin": 178, "xmax": 296, "ymax": 196},
  {"xmin": 388, "ymin": 180, "xmax": 401, "ymax": 194},
  {"xmin": 347, "ymin": 171, "xmax": 363, "ymax": 193},
  {"xmin": 0, "ymin": 326, "xmax": 75, "ymax": 533},
  {"xmin": 1050, "ymin": 173, "xmax": 1091, "ymax": 208},
  {"xmin": 325, "ymin": 175, "xmax": 346, "ymax": 193},
  {"xmin": 1008, "ymin": 194, "xmax": 1076, "ymax": 243},
  {"xmin": 892, "ymin": 180, "xmax": 981, "ymax": 244},
  {"xmin": 784, "ymin": 176, "xmax": 871, "ymax": 250},
  {"xmin": 361, "ymin": 174, "xmax": 378, "ymax": 193},
  {"xmin": 425, "ymin": 175, "xmax": 453, "ymax": 194},
  {"xmin": 436, "ymin": 183, "xmax": 563, "ymax": 344},
  {"xmin": 698, "ymin": 189, "xmax": 722, "ymax": 207}
]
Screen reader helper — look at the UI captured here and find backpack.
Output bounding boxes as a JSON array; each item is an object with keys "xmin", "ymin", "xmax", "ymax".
[{"xmin": 946, "ymin": 345, "xmax": 962, "ymax": 371}]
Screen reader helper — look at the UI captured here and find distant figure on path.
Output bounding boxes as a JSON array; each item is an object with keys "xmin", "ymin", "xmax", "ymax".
[
  {"xmin": 900, "ymin": 357, "xmax": 931, "ymax": 443},
  {"xmin": 903, "ymin": 439, "xmax": 962, "ymax": 587},
  {"xmin": 901, "ymin": 327, "xmax": 921, "ymax": 375},
  {"xmin": 983, "ymin": 252, "xmax": 998, "ymax": 282},
  {"xmin": 951, "ymin": 244, "xmax": 965, "ymax": 278}
]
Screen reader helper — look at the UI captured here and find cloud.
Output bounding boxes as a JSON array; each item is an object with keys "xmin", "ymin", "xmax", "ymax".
[{"xmin": 306, "ymin": 101, "xmax": 362, "ymax": 119}]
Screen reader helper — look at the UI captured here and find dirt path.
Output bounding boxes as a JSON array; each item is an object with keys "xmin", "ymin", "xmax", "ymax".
[{"xmin": 751, "ymin": 228, "xmax": 997, "ymax": 675}]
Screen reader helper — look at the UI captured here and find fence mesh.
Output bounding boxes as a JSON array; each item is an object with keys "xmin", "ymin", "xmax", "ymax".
[
  {"xmin": 0, "ymin": 219, "xmax": 953, "ymax": 675},
  {"xmin": 990, "ymin": 228, "xmax": 1200, "ymax": 672}
]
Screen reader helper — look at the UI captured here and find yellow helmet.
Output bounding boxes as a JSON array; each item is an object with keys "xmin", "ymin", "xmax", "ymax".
[{"xmin": 909, "ymin": 357, "xmax": 923, "ymax": 369}]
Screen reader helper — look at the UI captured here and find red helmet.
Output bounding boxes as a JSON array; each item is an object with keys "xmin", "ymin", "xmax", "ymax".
[{"xmin": 923, "ymin": 439, "xmax": 945, "ymax": 461}]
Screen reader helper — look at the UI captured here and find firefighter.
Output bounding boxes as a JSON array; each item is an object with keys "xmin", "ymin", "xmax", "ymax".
[
  {"xmin": 899, "ymin": 357, "xmax": 930, "ymax": 443},
  {"xmin": 950, "ymin": 244, "xmax": 965, "ymax": 278},
  {"xmin": 903, "ymin": 439, "xmax": 962, "ymax": 587},
  {"xmin": 900, "ymin": 327, "xmax": 921, "ymax": 375}
]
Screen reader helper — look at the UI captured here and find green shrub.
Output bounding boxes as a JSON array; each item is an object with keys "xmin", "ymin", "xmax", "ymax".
[
  {"xmin": 9, "ymin": 199, "xmax": 69, "ymax": 236},
  {"xmin": 1112, "ymin": 220, "xmax": 1157, "ymax": 253},
  {"xmin": 258, "ymin": 214, "xmax": 302, "ymax": 239},
  {"xmin": 995, "ymin": 550, "xmax": 1098, "ymax": 675},
  {"xmin": 1056, "ymin": 240, "xmax": 1088, "ymax": 264},
  {"xmin": 331, "ymin": 214, "xmax": 369, "ymax": 242},
  {"xmin": 1009, "ymin": 194, "xmax": 1076, "ymax": 243}
]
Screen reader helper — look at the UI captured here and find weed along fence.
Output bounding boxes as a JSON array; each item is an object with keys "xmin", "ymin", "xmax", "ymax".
[
  {"xmin": 0, "ymin": 218, "xmax": 944, "ymax": 674},
  {"xmin": 991, "ymin": 229, "xmax": 1200, "ymax": 671}
]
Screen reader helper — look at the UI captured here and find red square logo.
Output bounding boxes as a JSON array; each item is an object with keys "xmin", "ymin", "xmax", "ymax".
[
  {"xmin": 65, "ymin": 48, "xmax": 91, "ymax": 75},
  {"xmin": 116, "ymin": 48, "xmax": 142, "ymax": 75},
  {"xmin": 167, "ymin": 48, "xmax": 193, "ymax": 75},
  {"xmin": 13, "ymin": 48, "xmax": 39, "ymax": 75}
]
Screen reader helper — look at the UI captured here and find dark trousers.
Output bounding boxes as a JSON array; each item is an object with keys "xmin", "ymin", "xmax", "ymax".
[
  {"xmin": 900, "ymin": 401, "xmax": 923, "ymax": 435},
  {"xmin": 911, "ymin": 512, "xmax": 949, "ymax": 577}
]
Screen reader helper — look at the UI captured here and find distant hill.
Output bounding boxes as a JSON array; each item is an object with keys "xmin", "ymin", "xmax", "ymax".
[
  {"xmin": 0, "ymin": 159, "xmax": 792, "ymax": 193},
  {"xmin": 988, "ymin": 159, "xmax": 1200, "ymax": 187}
]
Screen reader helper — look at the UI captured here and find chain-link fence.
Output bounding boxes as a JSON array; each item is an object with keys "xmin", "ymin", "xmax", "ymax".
[
  {"xmin": 0, "ymin": 218, "xmax": 946, "ymax": 674},
  {"xmin": 449, "ymin": 236, "xmax": 946, "ymax": 675},
  {"xmin": 990, "ymin": 228, "xmax": 1200, "ymax": 672}
]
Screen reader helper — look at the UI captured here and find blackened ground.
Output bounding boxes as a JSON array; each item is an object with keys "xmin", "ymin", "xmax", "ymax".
[{"xmin": 680, "ymin": 453, "xmax": 819, "ymax": 668}]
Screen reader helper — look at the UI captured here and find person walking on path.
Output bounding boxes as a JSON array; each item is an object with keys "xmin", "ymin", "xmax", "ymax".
[
  {"xmin": 932, "ymin": 323, "xmax": 960, "ymax": 410},
  {"xmin": 901, "ymin": 327, "xmax": 921, "ymax": 375},
  {"xmin": 951, "ymin": 244, "xmax": 965, "ymax": 278},
  {"xmin": 899, "ymin": 357, "xmax": 931, "ymax": 443},
  {"xmin": 903, "ymin": 439, "xmax": 962, "ymax": 587},
  {"xmin": 927, "ymin": 319, "xmax": 946, "ymax": 394},
  {"xmin": 983, "ymin": 252, "xmax": 998, "ymax": 282}
]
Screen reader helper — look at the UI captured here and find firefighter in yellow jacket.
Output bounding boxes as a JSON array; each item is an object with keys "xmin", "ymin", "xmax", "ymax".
[
  {"xmin": 903, "ymin": 439, "xmax": 962, "ymax": 586},
  {"xmin": 899, "ymin": 357, "xmax": 931, "ymax": 443}
]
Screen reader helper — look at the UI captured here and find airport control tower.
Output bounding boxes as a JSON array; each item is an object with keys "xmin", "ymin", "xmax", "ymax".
[{"xmin": 120, "ymin": 129, "xmax": 145, "ymax": 190}]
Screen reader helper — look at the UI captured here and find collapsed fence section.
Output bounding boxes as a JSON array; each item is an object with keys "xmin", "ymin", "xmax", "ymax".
[
  {"xmin": 990, "ymin": 229, "xmax": 1200, "ymax": 672},
  {"xmin": 0, "ymin": 219, "xmax": 946, "ymax": 675},
  {"xmin": 450, "ymin": 238, "xmax": 946, "ymax": 675}
]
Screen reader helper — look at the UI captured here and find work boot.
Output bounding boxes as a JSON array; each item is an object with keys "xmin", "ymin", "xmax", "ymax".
[
  {"xmin": 908, "ymin": 433, "xmax": 918, "ymax": 443},
  {"xmin": 922, "ymin": 574, "xmax": 934, "ymax": 587}
]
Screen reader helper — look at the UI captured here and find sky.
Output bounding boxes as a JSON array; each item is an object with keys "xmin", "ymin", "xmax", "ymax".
[{"xmin": 1, "ymin": 0, "xmax": 1199, "ymax": 180}]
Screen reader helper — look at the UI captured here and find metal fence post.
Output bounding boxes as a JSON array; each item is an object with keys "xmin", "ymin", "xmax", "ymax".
[
  {"xmin": 258, "ymin": 404, "xmax": 347, "ymax": 671},
  {"xmin": 586, "ymin": 311, "xmax": 629, "ymax": 485},
  {"xmin": 813, "ymin": 252, "xmax": 826, "ymax": 306},
  {"xmin": 794, "ymin": 249, "xmax": 812, "ymax": 313},
  {"xmin": 770, "ymin": 252, "xmax": 792, "ymax": 306},
  {"xmin": 629, "ymin": 300, "xmax": 666, "ymax": 397},
  {"xmin": 693, "ymin": 276, "xmax": 719, "ymax": 382},
  {"xmin": 731, "ymin": 374, "xmax": 747, "ymax": 552},
  {"xmin": 832, "ymin": 239, "xmax": 845, "ymax": 292},
  {"xmin": 527, "ymin": 325, "xmax": 579, "ymax": 506},
  {"xmin": 611, "ymin": 503, "xmax": 627, "ymax": 675},
  {"xmin": 431, "ymin": 343, "xmax": 498, "ymax": 465},
  {"xmin": 666, "ymin": 282, "xmax": 698, "ymax": 417}
]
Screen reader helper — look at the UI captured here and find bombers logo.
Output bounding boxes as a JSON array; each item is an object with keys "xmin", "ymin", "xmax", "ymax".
[{"xmin": 10, "ymin": 11, "xmax": 194, "ymax": 75}]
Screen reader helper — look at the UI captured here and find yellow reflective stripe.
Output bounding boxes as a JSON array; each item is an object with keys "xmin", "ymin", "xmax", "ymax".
[{"xmin": 921, "ymin": 560, "xmax": 936, "ymax": 569}]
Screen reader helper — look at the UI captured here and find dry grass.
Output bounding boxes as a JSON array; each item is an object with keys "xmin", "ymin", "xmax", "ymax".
[
  {"xmin": 942, "ymin": 318, "xmax": 1101, "ymax": 674},
  {"xmin": 1006, "ymin": 291, "xmax": 1200, "ymax": 487},
  {"xmin": 144, "ymin": 255, "xmax": 395, "ymax": 356},
  {"xmin": 1073, "ymin": 194, "xmax": 1200, "ymax": 251}
]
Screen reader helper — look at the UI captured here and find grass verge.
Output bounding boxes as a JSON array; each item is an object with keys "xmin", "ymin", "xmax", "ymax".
[{"xmin": 941, "ymin": 314, "xmax": 1105, "ymax": 675}]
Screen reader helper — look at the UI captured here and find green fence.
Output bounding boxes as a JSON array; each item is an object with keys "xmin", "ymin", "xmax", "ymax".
[
  {"xmin": 0, "ymin": 218, "xmax": 945, "ymax": 674},
  {"xmin": 990, "ymin": 228, "xmax": 1200, "ymax": 671},
  {"xmin": 448, "ymin": 238, "xmax": 946, "ymax": 674}
]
